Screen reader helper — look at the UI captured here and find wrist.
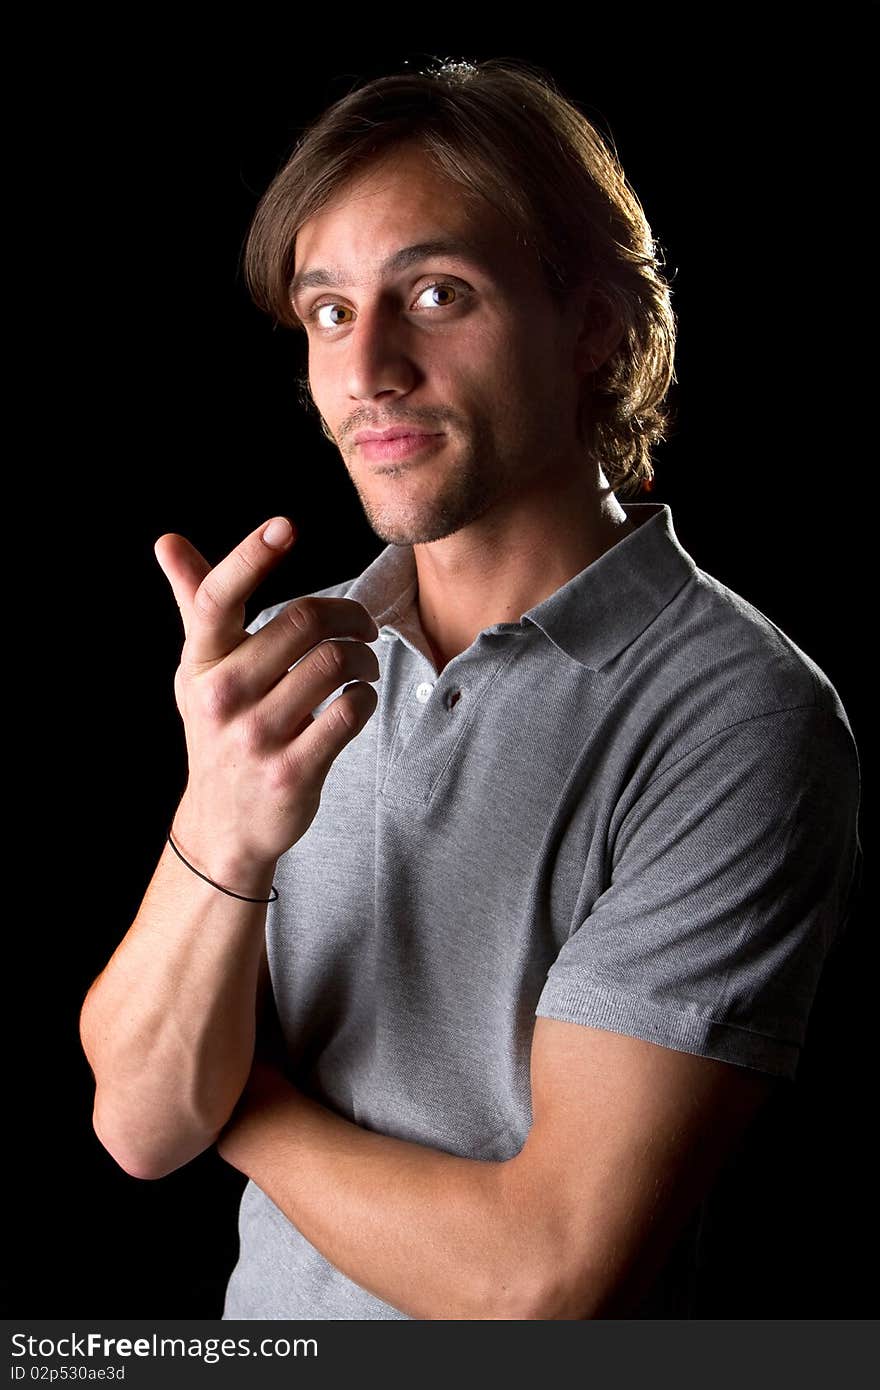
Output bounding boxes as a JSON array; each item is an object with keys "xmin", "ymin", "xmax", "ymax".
[{"xmin": 169, "ymin": 803, "xmax": 279, "ymax": 900}]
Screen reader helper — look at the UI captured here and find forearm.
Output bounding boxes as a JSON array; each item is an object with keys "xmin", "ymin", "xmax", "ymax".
[
  {"xmin": 217, "ymin": 1067, "xmax": 548, "ymax": 1319},
  {"xmin": 80, "ymin": 828, "xmax": 275, "ymax": 1179},
  {"xmin": 90, "ymin": 515, "xmax": 381, "ymax": 1181}
]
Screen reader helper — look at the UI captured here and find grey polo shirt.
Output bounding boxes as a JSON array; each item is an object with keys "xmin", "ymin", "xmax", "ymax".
[{"xmin": 222, "ymin": 500, "xmax": 861, "ymax": 1320}]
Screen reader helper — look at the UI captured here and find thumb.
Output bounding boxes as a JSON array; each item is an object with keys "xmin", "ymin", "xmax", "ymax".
[{"xmin": 154, "ymin": 532, "xmax": 212, "ymax": 639}]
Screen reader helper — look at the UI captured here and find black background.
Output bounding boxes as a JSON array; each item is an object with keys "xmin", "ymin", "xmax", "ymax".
[{"xmin": 11, "ymin": 12, "xmax": 874, "ymax": 1319}]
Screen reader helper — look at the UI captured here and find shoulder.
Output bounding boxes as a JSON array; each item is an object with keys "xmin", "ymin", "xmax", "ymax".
[
  {"xmin": 684, "ymin": 566, "xmax": 832, "ymax": 699},
  {"xmin": 629, "ymin": 562, "xmax": 855, "ymax": 767}
]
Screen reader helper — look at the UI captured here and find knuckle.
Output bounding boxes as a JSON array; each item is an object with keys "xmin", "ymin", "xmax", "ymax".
[
  {"xmin": 192, "ymin": 580, "xmax": 225, "ymax": 623},
  {"xmin": 333, "ymin": 682, "xmax": 377, "ymax": 732},
  {"xmin": 230, "ymin": 545, "xmax": 261, "ymax": 583},
  {"xmin": 231, "ymin": 709, "xmax": 264, "ymax": 756},
  {"xmin": 312, "ymin": 640, "xmax": 348, "ymax": 680},
  {"xmin": 326, "ymin": 691, "xmax": 361, "ymax": 735},
  {"xmin": 283, "ymin": 598, "xmax": 325, "ymax": 636},
  {"xmin": 272, "ymin": 742, "xmax": 309, "ymax": 792},
  {"xmin": 201, "ymin": 668, "xmax": 243, "ymax": 722}
]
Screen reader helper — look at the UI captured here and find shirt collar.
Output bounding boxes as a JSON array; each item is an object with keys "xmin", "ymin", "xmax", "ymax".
[
  {"xmin": 346, "ymin": 502, "xmax": 697, "ymax": 671},
  {"xmin": 523, "ymin": 502, "xmax": 697, "ymax": 668}
]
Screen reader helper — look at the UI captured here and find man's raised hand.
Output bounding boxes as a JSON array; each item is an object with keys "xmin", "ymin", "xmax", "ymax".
[{"xmin": 154, "ymin": 517, "xmax": 381, "ymax": 889}]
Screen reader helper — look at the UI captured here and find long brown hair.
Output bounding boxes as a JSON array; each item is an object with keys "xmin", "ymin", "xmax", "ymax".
[{"xmin": 242, "ymin": 58, "xmax": 677, "ymax": 497}]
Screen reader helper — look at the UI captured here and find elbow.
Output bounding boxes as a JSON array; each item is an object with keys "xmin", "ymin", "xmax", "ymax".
[
  {"xmin": 474, "ymin": 1222, "xmax": 603, "ymax": 1319},
  {"xmin": 520, "ymin": 1263, "xmax": 639, "ymax": 1320},
  {"xmin": 91, "ymin": 1095, "xmax": 217, "ymax": 1182},
  {"xmin": 472, "ymin": 1163, "xmax": 592, "ymax": 1319},
  {"xmin": 468, "ymin": 1242, "xmax": 585, "ymax": 1321},
  {"xmin": 101, "ymin": 1149, "xmax": 171, "ymax": 1183},
  {"xmin": 468, "ymin": 1270, "xmax": 574, "ymax": 1321},
  {"xmin": 91, "ymin": 1101, "xmax": 171, "ymax": 1181},
  {"xmin": 80, "ymin": 1006, "xmax": 158, "ymax": 1178},
  {"xmin": 486, "ymin": 1271, "xmax": 602, "ymax": 1321}
]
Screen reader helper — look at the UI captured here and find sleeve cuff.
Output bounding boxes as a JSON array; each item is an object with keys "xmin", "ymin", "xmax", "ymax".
[{"xmin": 535, "ymin": 972, "xmax": 801, "ymax": 1079}]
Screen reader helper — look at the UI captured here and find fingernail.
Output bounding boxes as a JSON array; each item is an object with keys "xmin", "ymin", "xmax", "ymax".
[{"xmin": 262, "ymin": 517, "xmax": 295, "ymax": 549}]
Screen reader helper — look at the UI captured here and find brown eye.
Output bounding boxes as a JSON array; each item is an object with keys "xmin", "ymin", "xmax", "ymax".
[
  {"xmin": 416, "ymin": 282, "xmax": 458, "ymax": 308},
  {"xmin": 309, "ymin": 281, "xmax": 463, "ymax": 333},
  {"xmin": 312, "ymin": 303, "xmax": 353, "ymax": 329}
]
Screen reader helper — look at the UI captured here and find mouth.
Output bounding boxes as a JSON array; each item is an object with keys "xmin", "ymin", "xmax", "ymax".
[{"xmin": 357, "ymin": 433, "xmax": 444, "ymax": 465}]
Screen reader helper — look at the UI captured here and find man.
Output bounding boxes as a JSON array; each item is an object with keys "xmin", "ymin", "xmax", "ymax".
[{"xmin": 79, "ymin": 59, "xmax": 861, "ymax": 1319}]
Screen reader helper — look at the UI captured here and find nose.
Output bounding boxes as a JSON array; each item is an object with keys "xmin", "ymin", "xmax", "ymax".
[{"xmin": 343, "ymin": 298, "xmax": 421, "ymax": 402}]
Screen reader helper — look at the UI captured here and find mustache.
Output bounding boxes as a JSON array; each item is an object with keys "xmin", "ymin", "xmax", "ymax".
[
  {"xmin": 343, "ymin": 409, "xmax": 446, "ymax": 442},
  {"xmin": 294, "ymin": 373, "xmax": 448, "ymax": 444}
]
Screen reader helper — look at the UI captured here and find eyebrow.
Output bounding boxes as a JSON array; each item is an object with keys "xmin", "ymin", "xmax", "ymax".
[{"xmin": 289, "ymin": 237, "xmax": 491, "ymax": 303}]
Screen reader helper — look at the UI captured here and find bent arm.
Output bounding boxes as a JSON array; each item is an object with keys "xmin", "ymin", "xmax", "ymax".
[
  {"xmin": 81, "ymin": 516, "xmax": 380, "ymax": 1182},
  {"xmin": 216, "ymin": 1021, "xmax": 776, "ymax": 1319},
  {"xmin": 80, "ymin": 814, "xmax": 276, "ymax": 1181}
]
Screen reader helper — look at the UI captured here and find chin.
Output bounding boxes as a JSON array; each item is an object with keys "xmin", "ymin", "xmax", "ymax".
[
  {"xmin": 364, "ymin": 510, "xmax": 466, "ymax": 546},
  {"xmin": 346, "ymin": 428, "xmax": 506, "ymax": 546},
  {"xmin": 361, "ymin": 475, "xmax": 508, "ymax": 544}
]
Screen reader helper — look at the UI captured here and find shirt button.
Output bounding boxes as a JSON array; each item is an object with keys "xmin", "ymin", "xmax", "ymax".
[{"xmin": 415, "ymin": 681, "xmax": 434, "ymax": 704}]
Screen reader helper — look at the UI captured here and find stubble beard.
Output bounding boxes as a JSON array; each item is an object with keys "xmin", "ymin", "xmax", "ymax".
[{"xmin": 341, "ymin": 420, "xmax": 515, "ymax": 546}]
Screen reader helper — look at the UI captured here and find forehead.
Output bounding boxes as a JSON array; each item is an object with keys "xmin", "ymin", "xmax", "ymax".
[{"xmin": 292, "ymin": 144, "xmax": 525, "ymax": 288}]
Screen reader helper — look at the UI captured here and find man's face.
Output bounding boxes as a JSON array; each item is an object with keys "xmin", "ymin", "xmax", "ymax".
[{"xmin": 291, "ymin": 142, "xmax": 590, "ymax": 547}]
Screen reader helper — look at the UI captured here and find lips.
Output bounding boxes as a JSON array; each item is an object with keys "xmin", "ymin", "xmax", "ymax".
[
  {"xmin": 356, "ymin": 432, "xmax": 445, "ymax": 464},
  {"xmin": 353, "ymin": 427, "xmax": 439, "ymax": 443}
]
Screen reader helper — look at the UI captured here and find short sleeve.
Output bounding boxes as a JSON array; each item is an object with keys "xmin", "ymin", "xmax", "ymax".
[{"xmin": 535, "ymin": 703, "xmax": 862, "ymax": 1080}]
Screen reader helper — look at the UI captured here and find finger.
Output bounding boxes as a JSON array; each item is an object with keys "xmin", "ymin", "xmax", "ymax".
[
  {"xmin": 223, "ymin": 597, "xmax": 381, "ymax": 704},
  {"xmin": 154, "ymin": 533, "xmax": 213, "ymax": 641},
  {"xmin": 287, "ymin": 680, "xmax": 380, "ymax": 789},
  {"xmin": 258, "ymin": 636, "xmax": 381, "ymax": 742},
  {"xmin": 174, "ymin": 517, "xmax": 297, "ymax": 665}
]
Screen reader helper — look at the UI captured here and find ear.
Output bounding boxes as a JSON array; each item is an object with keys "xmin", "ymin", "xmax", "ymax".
[{"xmin": 571, "ymin": 282, "xmax": 626, "ymax": 376}]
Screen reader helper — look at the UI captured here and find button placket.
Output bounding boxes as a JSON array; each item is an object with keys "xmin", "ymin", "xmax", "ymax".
[{"xmin": 381, "ymin": 641, "xmax": 520, "ymax": 804}]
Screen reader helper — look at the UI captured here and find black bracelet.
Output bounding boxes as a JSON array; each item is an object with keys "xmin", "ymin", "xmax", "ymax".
[{"xmin": 166, "ymin": 827, "xmax": 279, "ymax": 904}]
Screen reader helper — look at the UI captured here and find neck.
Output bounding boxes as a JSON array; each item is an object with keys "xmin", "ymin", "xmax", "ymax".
[{"xmin": 413, "ymin": 468, "xmax": 636, "ymax": 674}]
